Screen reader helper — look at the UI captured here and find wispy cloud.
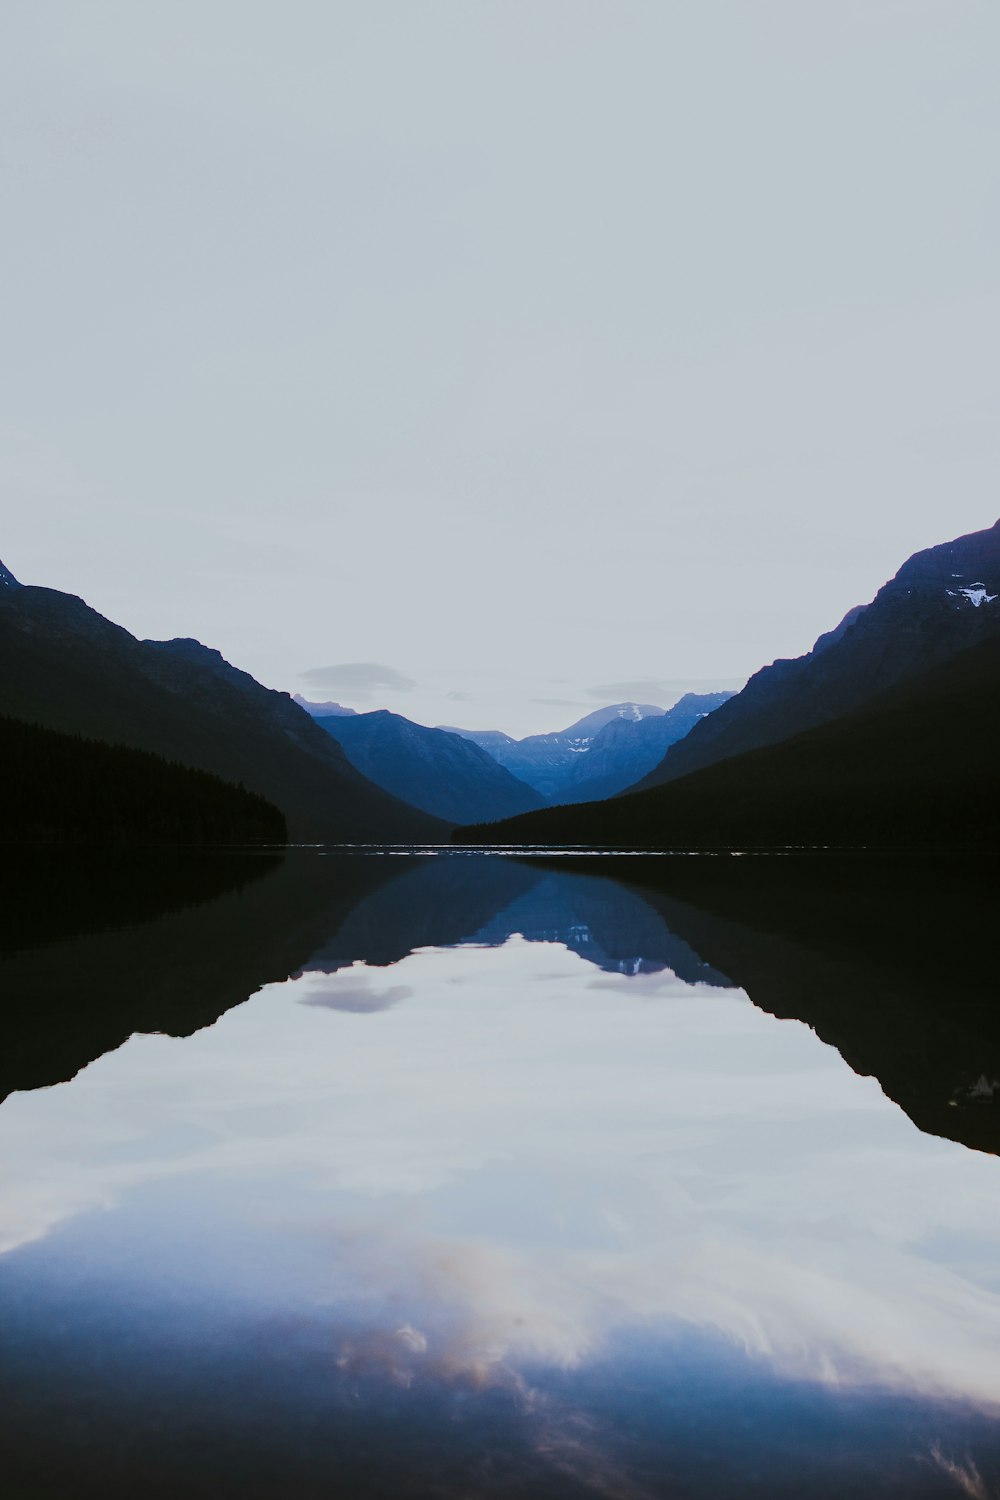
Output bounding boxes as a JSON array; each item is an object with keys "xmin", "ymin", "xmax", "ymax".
[{"xmin": 301, "ymin": 662, "xmax": 416, "ymax": 699}]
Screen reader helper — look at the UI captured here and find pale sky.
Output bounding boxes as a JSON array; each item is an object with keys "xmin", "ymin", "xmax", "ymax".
[{"xmin": 3, "ymin": 1, "xmax": 998, "ymax": 735}]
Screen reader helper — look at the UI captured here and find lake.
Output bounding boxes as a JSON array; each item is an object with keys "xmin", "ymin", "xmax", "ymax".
[{"xmin": 2, "ymin": 848, "xmax": 999, "ymax": 1497}]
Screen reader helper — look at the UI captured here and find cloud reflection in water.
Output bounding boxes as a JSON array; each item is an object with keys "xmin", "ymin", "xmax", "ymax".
[{"xmin": 1, "ymin": 935, "xmax": 1000, "ymax": 1426}]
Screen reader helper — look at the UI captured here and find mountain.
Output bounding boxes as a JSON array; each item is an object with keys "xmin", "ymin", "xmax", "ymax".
[
  {"xmin": 458, "ymin": 634, "xmax": 1000, "ymax": 850},
  {"xmin": 315, "ymin": 709, "xmax": 545, "ymax": 824},
  {"xmin": 446, "ymin": 702, "xmax": 668, "ymax": 800},
  {"xmin": 0, "ymin": 573, "xmax": 444, "ymax": 842},
  {"xmin": 552, "ymin": 692, "xmax": 735, "ymax": 804},
  {"xmin": 292, "ymin": 694, "xmax": 358, "ymax": 718},
  {"xmin": 634, "ymin": 519, "xmax": 1000, "ymax": 791},
  {"xmin": 0, "ymin": 715, "xmax": 286, "ymax": 844},
  {"xmin": 442, "ymin": 726, "xmax": 518, "ymax": 755}
]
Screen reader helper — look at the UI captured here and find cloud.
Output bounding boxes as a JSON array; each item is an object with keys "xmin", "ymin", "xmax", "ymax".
[
  {"xmin": 446, "ymin": 690, "xmax": 473, "ymax": 703},
  {"xmin": 300, "ymin": 662, "xmax": 416, "ymax": 699},
  {"xmin": 585, "ymin": 677, "xmax": 744, "ymax": 703},
  {"xmin": 300, "ymin": 979, "xmax": 414, "ymax": 1014}
]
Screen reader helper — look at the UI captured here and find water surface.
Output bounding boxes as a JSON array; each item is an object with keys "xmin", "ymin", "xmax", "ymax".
[{"xmin": 2, "ymin": 850, "xmax": 999, "ymax": 1497}]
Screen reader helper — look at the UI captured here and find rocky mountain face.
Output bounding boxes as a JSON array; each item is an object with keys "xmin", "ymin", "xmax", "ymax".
[
  {"xmin": 0, "ymin": 579, "xmax": 443, "ymax": 842},
  {"xmin": 635, "ymin": 519, "xmax": 1000, "ymax": 790},
  {"xmin": 446, "ymin": 702, "xmax": 669, "ymax": 801},
  {"xmin": 315, "ymin": 709, "xmax": 545, "ymax": 825}
]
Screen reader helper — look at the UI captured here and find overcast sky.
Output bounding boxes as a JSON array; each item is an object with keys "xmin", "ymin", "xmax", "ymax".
[{"xmin": 3, "ymin": 1, "xmax": 998, "ymax": 735}]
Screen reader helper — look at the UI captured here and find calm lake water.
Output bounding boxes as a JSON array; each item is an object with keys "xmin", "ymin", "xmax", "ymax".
[{"xmin": 2, "ymin": 848, "xmax": 1000, "ymax": 1498}]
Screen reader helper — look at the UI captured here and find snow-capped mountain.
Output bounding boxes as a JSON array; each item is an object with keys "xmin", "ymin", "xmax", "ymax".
[
  {"xmin": 552, "ymin": 693, "xmax": 736, "ymax": 804},
  {"xmin": 445, "ymin": 703, "xmax": 668, "ymax": 800}
]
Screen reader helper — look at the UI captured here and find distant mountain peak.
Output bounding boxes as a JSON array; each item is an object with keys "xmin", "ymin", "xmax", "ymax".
[
  {"xmin": 557, "ymin": 702, "xmax": 666, "ymax": 740},
  {"xmin": 293, "ymin": 694, "xmax": 358, "ymax": 718},
  {"xmin": 0, "ymin": 559, "xmax": 22, "ymax": 589}
]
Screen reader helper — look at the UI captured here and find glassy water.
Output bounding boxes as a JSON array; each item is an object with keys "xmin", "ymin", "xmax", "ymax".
[{"xmin": 2, "ymin": 849, "xmax": 1000, "ymax": 1498}]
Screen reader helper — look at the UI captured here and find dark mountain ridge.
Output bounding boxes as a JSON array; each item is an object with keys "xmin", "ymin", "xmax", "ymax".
[
  {"xmin": 635, "ymin": 518, "xmax": 1000, "ymax": 790},
  {"xmin": 459, "ymin": 631, "xmax": 1000, "ymax": 850},
  {"xmin": 0, "ymin": 577, "xmax": 443, "ymax": 842}
]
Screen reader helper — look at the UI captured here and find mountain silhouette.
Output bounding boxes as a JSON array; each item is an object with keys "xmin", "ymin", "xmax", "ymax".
[
  {"xmin": 459, "ymin": 634, "xmax": 1000, "ymax": 850},
  {"xmin": 634, "ymin": 518, "xmax": 1000, "ymax": 791},
  {"xmin": 459, "ymin": 522, "xmax": 1000, "ymax": 851},
  {"xmin": 0, "ymin": 573, "xmax": 444, "ymax": 842}
]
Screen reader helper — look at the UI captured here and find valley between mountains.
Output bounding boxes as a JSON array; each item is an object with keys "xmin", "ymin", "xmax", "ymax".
[{"xmin": 2, "ymin": 517, "xmax": 1000, "ymax": 851}]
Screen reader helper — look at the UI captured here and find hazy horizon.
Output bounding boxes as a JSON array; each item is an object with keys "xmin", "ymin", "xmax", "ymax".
[{"xmin": 4, "ymin": 2, "xmax": 998, "ymax": 735}]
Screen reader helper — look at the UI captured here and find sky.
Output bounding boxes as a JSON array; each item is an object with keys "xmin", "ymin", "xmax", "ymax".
[{"xmin": 2, "ymin": 1, "xmax": 999, "ymax": 736}]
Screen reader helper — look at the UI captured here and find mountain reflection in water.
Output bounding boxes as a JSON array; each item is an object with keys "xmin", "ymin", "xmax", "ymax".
[{"xmin": 1, "ymin": 849, "xmax": 999, "ymax": 1498}]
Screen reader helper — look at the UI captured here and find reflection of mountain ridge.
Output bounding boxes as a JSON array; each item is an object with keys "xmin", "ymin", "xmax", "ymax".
[
  {"xmin": 560, "ymin": 855, "xmax": 1000, "ymax": 1156},
  {"xmin": 6, "ymin": 852, "xmax": 1000, "ymax": 1159},
  {"xmin": 299, "ymin": 859, "xmax": 732, "ymax": 985},
  {"xmin": 296, "ymin": 857, "xmax": 542, "ymax": 973},
  {"xmin": 469, "ymin": 872, "xmax": 731, "ymax": 984},
  {"xmin": 0, "ymin": 853, "xmax": 399, "ymax": 1101},
  {"xmin": 2, "ymin": 854, "xmax": 730, "ymax": 1102}
]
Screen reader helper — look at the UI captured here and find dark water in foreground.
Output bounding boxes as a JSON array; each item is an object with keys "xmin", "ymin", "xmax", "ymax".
[{"xmin": 2, "ymin": 848, "xmax": 1000, "ymax": 1498}]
